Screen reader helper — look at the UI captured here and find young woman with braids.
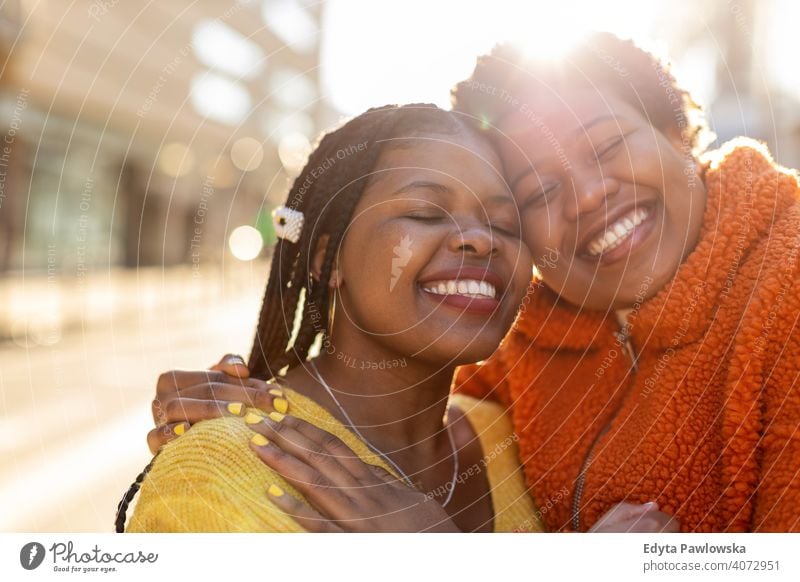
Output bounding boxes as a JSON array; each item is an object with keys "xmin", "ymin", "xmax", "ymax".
[
  {"xmin": 141, "ymin": 31, "xmax": 800, "ymax": 533},
  {"xmin": 120, "ymin": 102, "xmax": 674, "ymax": 533},
  {"xmin": 119, "ymin": 103, "xmax": 539, "ymax": 532}
]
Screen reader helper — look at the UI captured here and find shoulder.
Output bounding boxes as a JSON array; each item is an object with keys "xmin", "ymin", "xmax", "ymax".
[
  {"xmin": 127, "ymin": 413, "xmax": 304, "ymax": 532},
  {"xmin": 449, "ymin": 394, "xmax": 544, "ymax": 532},
  {"xmin": 449, "ymin": 393, "xmax": 519, "ymax": 469}
]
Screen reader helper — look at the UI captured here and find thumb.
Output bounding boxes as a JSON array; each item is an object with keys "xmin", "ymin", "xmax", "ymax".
[{"xmin": 210, "ymin": 353, "xmax": 250, "ymax": 378}]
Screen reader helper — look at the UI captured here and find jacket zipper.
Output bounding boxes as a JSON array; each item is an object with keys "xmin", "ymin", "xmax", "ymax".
[{"xmin": 571, "ymin": 325, "xmax": 638, "ymax": 531}]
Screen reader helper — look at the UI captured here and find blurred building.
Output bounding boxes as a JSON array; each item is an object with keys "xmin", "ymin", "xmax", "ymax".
[
  {"xmin": 0, "ymin": 0, "xmax": 328, "ymax": 276},
  {"xmin": 650, "ymin": 0, "xmax": 800, "ymax": 165}
]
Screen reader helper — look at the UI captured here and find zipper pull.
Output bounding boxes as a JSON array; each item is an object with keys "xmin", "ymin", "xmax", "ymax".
[{"xmin": 614, "ymin": 325, "xmax": 638, "ymax": 373}]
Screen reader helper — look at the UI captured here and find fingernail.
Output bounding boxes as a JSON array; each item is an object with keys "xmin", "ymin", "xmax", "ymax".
[
  {"xmin": 268, "ymin": 411, "xmax": 285, "ymax": 423},
  {"xmin": 245, "ymin": 412, "xmax": 264, "ymax": 425},
  {"xmin": 250, "ymin": 433, "xmax": 269, "ymax": 447},
  {"xmin": 267, "ymin": 484, "xmax": 284, "ymax": 497},
  {"xmin": 227, "ymin": 355, "xmax": 246, "ymax": 365},
  {"xmin": 268, "ymin": 388, "xmax": 284, "ymax": 397},
  {"xmin": 273, "ymin": 398, "xmax": 289, "ymax": 414},
  {"xmin": 173, "ymin": 423, "xmax": 187, "ymax": 436},
  {"xmin": 227, "ymin": 402, "xmax": 244, "ymax": 416},
  {"xmin": 643, "ymin": 501, "xmax": 659, "ymax": 510}
]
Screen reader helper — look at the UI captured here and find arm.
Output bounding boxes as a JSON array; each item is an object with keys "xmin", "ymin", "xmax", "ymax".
[
  {"xmin": 752, "ymin": 314, "xmax": 800, "ymax": 532},
  {"xmin": 243, "ymin": 413, "xmax": 677, "ymax": 533}
]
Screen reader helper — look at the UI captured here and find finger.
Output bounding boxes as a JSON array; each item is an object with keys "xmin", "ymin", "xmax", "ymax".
[
  {"xmin": 155, "ymin": 369, "xmax": 260, "ymax": 399},
  {"xmin": 605, "ymin": 501, "xmax": 659, "ymax": 523},
  {"xmin": 160, "ymin": 397, "xmax": 248, "ymax": 425},
  {"xmin": 590, "ymin": 502, "xmax": 657, "ymax": 532},
  {"xmin": 248, "ymin": 430, "xmax": 354, "ymax": 520},
  {"xmin": 624, "ymin": 510, "xmax": 679, "ymax": 533},
  {"xmin": 365, "ymin": 463, "xmax": 406, "ymax": 487},
  {"xmin": 247, "ymin": 413, "xmax": 364, "ymax": 489},
  {"xmin": 177, "ymin": 380, "xmax": 284, "ymax": 413},
  {"xmin": 661, "ymin": 516, "xmax": 681, "ymax": 533},
  {"xmin": 209, "ymin": 353, "xmax": 250, "ymax": 379},
  {"xmin": 287, "ymin": 416, "xmax": 385, "ymax": 483},
  {"xmin": 146, "ymin": 422, "xmax": 190, "ymax": 455},
  {"xmin": 264, "ymin": 483, "xmax": 343, "ymax": 532}
]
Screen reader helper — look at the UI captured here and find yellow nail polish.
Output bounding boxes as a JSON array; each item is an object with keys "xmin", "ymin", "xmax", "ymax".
[
  {"xmin": 245, "ymin": 412, "xmax": 264, "ymax": 425},
  {"xmin": 268, "ymin": 484, "xmax": 284, "ymax": 497},
  {"xmin": 268, "ymin": 411, "xmax": 285, "ymax": 423},
  {"xmin": 250, "ymin": 433, "xmax": 269, "ymax": 447},
  {"xmin": 273, "ymin": 398, "xmax": 289, "ymax": 414},
  {"xmin": 173, "ymin": 424, "xmax": 186, "ymax": 436},
  {"xmin": 268, "ymin": 388, "xmax": 284, "ymax": 397},
  {"xmin": 227, "ymin": 402, "xmax": 244, "ymax": 416}
]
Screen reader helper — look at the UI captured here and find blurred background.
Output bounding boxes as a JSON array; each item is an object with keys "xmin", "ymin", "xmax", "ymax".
[{"xmin": 1, "ymin": 0, "xmax": 799, "ymax": 532}]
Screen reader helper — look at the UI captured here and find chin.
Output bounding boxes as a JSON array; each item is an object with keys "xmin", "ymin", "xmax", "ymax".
[{"xmin": 419, "ymin": 340, "xmax": 501, "ymax": 368}]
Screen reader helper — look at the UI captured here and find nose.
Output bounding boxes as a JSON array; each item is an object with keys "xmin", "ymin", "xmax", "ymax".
[
  {"xmin": 563, "ymin": 173, "xmax": 620, "ymax": 222},
  {"xmin": 446, "ymin": 223, "xmax": 498, "ymax": 258}
]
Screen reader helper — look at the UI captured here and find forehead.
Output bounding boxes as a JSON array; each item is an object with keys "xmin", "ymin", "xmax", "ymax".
[
  {"xmin": 496, "ymin": 88, "xmax": 642, "ymax": 147},
  {"xmin": 365, "ymin": 133, "xmax": 507, "ymax": 196}
]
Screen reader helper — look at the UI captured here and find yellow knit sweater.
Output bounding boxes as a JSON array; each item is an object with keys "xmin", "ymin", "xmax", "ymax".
[{"xmin": 126, "ymin": 387, "xmax": 543, "ymax": 532}]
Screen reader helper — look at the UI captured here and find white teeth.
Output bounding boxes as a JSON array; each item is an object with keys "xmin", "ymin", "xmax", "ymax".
[
  {"xmin": 421, "ymin": 279, "xmax": 497, "ymax": 299},
  {"xmin": 586, "ymin": 207, "xmax": 650, "ymax": 257}
]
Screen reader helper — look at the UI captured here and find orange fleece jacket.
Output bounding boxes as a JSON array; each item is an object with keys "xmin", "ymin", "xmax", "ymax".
[{"xmin": 455, "ymin": 139, "xmax": 800, "ymax": 532}]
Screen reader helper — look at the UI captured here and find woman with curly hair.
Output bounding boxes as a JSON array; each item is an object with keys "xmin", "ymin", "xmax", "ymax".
[
  {"xmin": 449, "ymin": 32, "xmax": 800, "ymax": 533},
  {"xmin": 145, "ymin": 33, "xmax": 800, "ymax": 532}
]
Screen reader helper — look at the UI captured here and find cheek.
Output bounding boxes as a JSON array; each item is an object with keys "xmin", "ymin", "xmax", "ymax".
[
  {"xmin": 509, "ymin": 246, "xmax": 535, "ymax": 298},
  {"xmin": 339, "ymin": 220, "xmax": 434, "ymax": 296},
  {"xmin": 627, "ymin": 136, "xmax": 686, "ymax": 191},
  {"xmin": 522, "ymin": 213, "xmax": 562, "ymax": 270}
]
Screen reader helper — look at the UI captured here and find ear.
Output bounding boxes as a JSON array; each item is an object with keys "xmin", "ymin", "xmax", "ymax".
[{"xmin": 310, "ymin": 234, "xmax": 341, "ymax": 288}]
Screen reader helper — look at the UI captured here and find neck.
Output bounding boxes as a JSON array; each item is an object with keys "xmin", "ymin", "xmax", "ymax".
[{"xmin": 284, "ymin": 326, "xmax": 456, "ymax": 475}]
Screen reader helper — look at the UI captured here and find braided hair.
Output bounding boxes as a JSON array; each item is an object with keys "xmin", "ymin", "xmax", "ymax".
[
  {"xmin": 116, "ymin": 103, "xmax": 478, "ymax": 532},
  {"xmin": 248, "ymin": 103, "xmax": 479, "ymax": 380}
]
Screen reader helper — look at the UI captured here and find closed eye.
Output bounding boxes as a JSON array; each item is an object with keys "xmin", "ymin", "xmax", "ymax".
[
  {"xmin": 594, "ymin": 135, "xmax": 626, "ymax": 161},
  {"xmin": 521, "ymin": 182, "xmax": 560, "ymax": 209},
  {"xmin": 404, "ymin": 213, "xmax": 445, "ymax": 222},
  {"xmin": 489, "ymin": 223, "xmax": 520, "ymax": 238}
]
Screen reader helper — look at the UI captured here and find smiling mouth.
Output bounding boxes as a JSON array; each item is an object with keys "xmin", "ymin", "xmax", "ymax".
[
  {"xmin": 421, "ymin": 279, "xmax": 498, "ymax": 300},
  {"xmin": 583, "ymin": 206, "xmax": 653, "ymax": 261}
]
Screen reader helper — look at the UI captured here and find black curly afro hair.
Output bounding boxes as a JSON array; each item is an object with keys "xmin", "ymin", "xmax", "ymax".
[{"xmin": 452, "ymin": 32, "xmax": 713, "ymax": 156}]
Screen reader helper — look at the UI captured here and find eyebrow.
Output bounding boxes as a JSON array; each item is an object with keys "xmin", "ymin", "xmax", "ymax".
[
  {"xmin": 390, "ymin": 180, "xmax": 451, "ymax": 197},
  {"xmin": 509, "ymin": 114, "xmax": 627, "ymax": 190},
  {"xmin": 390, "ymin": 180, "xmax": 515, "ymax": 206},
  {"xmin": 577, "ymin": 114, "xmax": 624, "ymax": 136}
]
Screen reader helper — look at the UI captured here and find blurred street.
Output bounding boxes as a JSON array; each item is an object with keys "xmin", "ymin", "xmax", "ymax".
[{"xmin": 0, "ymin": 263, "xmax": 267, "ymax": 532}]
